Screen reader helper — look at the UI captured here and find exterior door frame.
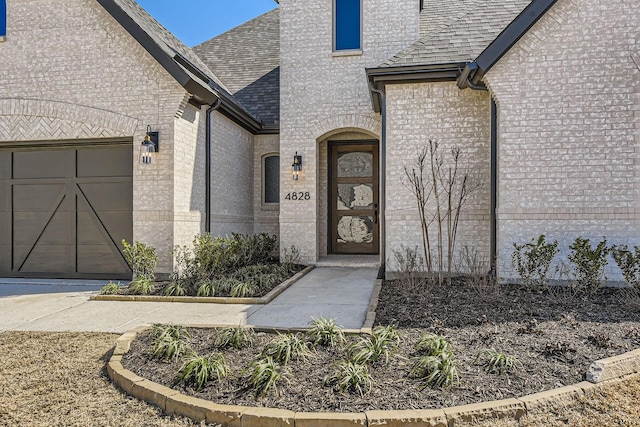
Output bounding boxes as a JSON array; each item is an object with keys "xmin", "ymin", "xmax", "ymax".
[{"xmin": 328, "ymin": 140, "xmax": 380, "ymax": 254}]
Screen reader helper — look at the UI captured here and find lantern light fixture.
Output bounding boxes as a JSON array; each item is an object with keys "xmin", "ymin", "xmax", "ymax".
[
  {"xmin": 292, "ymin": 152, "xmax": 302, "ymax": 180},
  {"xmin": 140, "ymin": 125, "xmax": 159, "ymax": 164}
]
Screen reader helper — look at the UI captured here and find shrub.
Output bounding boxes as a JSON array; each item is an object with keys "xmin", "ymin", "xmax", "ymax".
[
  {"xmin": 306, "ymin": 317, "xmax": 346, "ymax": 348},
  {"xmin": 99, "ymin": 281, "xmax": 121, "ymax": 295},
  {"xmin": 475, "ymin": 348, "xmax": 521, "ymax": 374},
  {"xmin": 611, "ymin": 245, "xmax": 640, "ymax": 289},
  {"xmin": 151, "ymin": 324, "xmax": 191, "ymax": 361},
  {"xmin": 177, "ymin": 352, "xmax": 228, "ymax": 391},
  {"xmin": 230, "ymin": 280, "xmax": 256, "ymax": 298},
  {"xmin": 349, "ymin": 326, "xmax": 401, "ymax": 365},
  {"xmin": 128, "ymin": 277, "xmax": 154, "ymax": 295},
  {"xmin": 324, "ymin": 361, "xmax": 374, "ymax": 396},
  {"xmin": 542, "ymin": 341, "xmax": 577, "ymax": 359},
  {"xmin": 211, "ymin": 326, "xmax": 255, "ymax": 350},
  {"xmin": 393, "ymin": 245, "xmax": 424, "ymax": 289},
  {"xmin": 410, "ymin": 354, "xmax": 459, "ymax": 389},
  {"xmin": 568, "ymin": 237, "xmax": 609, "ymax": 293},
  {"xmin": 415, "ymin": 334, "xmax": 452, "ymax": 357},
  {"xmin": 243, "ymin": 357, "xmax": 287, "ymax": 399},
  {"xmin": 163, "ymin": 281, "xmax": 189, "ymax": 297},
  {"xmin": 195, "ymin": 280, "xmax": 216, "ymax": 297},
  {"xmin": 282, "ymin": 245, "xmax": 301, "ymax": 274},
  {"xmin": 511, "ymin": 235, "xmax": 558, "ymax": 289},
  {"xmin": 261, "ymin": 333, "xmax": 310, "ymax": 365},
  {"xmin": 122, "ymin": 240, "xmax": 157, "ymax": 281}
]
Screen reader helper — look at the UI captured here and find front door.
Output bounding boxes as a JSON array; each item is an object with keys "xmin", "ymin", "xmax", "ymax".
[{"xmin": 329, "ymin": 142, "xmax": 379, "ymax": 254}]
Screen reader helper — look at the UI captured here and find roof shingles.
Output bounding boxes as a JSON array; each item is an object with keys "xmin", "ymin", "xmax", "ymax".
[
  {"xmin": 383, "ymin": 0, "xmax": 532, "ymax": 68},
  {"xmin": 193, "ymin": 9, "xmax": 280, "ymax": 125}
]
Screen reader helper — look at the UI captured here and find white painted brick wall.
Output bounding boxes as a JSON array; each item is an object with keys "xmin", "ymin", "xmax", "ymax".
[
  {"xmin": 385, "ymin": 82, "xmax": 492, "ymax": 272},
  {"xmin": 209, "ymin": 112, "xmax": 254, "ymax": 237},
  {"xmin": 253, "ymin": 134, "xmax": 280, "ymax": 241},
  {"xmin": 0, "ymin": 0, "xmax": 197, "ymax": 273},
  {"xmin": 484, "ymin": 0, "xmax": 640, "ymax": 280},
  {"xmin": 279, "ymin": 0, "xmax": 419, "ymax": 262}
]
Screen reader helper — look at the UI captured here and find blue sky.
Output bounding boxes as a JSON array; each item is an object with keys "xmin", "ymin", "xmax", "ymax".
[{"xmin": 136, "ymin": 0, "xmax": 278, "ymax": 47}]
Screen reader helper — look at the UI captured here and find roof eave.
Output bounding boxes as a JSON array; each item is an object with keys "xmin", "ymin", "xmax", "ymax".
[
  {"xmin": 471, "ymin": 0, "xmax": 558, "ymax": 84},
  {"xmin": 97, "ymin": 0, "xmax": 268, "ymax": 134},
  {"xmin": 366, "ymin": 63, "xmax": 466, "ymax": 112}
]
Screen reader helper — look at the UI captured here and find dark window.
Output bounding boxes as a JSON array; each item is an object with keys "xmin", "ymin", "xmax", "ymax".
[
  {"xmin": 264, "ymin": 155, "xmax": 280, "ymax": 204},
  {"xmin": 0, "ymin": 0, "xmax": 6, "ymax": 39},
  {"xmin": 334, "ymin": 0, "xmax": 361, "ymax": 51}
]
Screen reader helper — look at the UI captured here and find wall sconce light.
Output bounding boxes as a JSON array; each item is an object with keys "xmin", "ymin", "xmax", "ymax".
[
  {"xmin": 292, "ymin": 152, "xmax": 302, "ymax": 180},
  {"xmin": 140, "ymin": 125, "xmax": 159, "ymax": 164}
]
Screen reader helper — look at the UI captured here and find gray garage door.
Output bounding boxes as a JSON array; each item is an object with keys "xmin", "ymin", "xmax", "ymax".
[{"xmin": 0, "ymin": 142, "xmax": 133, "ymax": 279}]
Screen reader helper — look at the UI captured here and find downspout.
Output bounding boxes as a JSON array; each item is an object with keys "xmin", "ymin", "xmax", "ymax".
[
  {"xmin": 205, "ymin": 98, "xmax": 222, "ymax": 233},
  {"xmin": 490, "ymin": 99, "xmax": 497, "ymax": 276},
  {"xmin": 371, "ymin": 86, "xmax": 386, "ymax": 276},
  {"xmin": 458, "ymin": 62, "xmax": 498, "ymax": 274}
]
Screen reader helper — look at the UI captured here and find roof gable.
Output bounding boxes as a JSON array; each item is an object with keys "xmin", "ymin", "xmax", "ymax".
[
  {"xmin": 97, "ymin": 0, "xmax": 268, "ymax": 133},
  {"xmin": 193, "ymin": 9, "xmax": 280, "ymax": 126}
]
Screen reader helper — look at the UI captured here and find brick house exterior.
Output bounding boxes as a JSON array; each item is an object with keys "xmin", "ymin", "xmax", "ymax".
[{"xmin": 0, "ymin": 0, "xmax": 637, "ymax": 281}]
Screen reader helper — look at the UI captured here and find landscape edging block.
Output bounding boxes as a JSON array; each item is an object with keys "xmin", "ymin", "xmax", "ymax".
[
  {"xmin": 165, "ymin": 393, "xmax": 208, "ymax": 422},
  {"xmin": 443, "ymin": 398, "xmax": 525, "ymax": 426},
  {"xmin": 586, "ymin": 350, "xmax": 640, "ymax": 383},
  {"xmin": 203, "ymin": 402, "xmax": 247, "ymax": 427},
  {"xmin": 240, "ymin": 406, "xmax": 296, "ymax": 427},
  {"xmin": 516, "ymin": 384, "xmax": 583, "ymax": 410},
  {"xmin": 294, "ymin": 411, "xmax": 367, "ymax": 426},
  {"xmin": 365, "ymin": 409, "xmax": 448, "ymax": 427}
]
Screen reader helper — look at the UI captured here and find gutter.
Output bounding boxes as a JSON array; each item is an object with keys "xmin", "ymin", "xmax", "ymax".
[
  {"xmin": 366, "ymin": 62, "xmax": 466, "ymax": 112},
  {"xmin": 370, "ymin": 86, "xmax": 387, "ymax": 273}
]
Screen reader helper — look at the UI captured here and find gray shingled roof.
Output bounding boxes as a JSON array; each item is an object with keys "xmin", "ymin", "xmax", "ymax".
[
  {"xmin": 111, "ymin": 0, "xmax": 231, "ymax": 93},
  {"xmin": 383, "ymin": 0, "xmax": 531, "ymax": 67},
  {"xmin": 193, "ymin": 9, "xmax": 280, "ymax": 125}
]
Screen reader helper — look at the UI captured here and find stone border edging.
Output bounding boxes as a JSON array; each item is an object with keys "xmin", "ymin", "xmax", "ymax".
[
  {"xmin": 91, "ymin": 266, "xmax": 314, "ymax": 304},
  {"xmin": 108, "ymin": 326, "xmax": 640, "ymax": 427},
  {"xmin": 361, "ymin": 278, "xmax": 383, "ymax": 334}
]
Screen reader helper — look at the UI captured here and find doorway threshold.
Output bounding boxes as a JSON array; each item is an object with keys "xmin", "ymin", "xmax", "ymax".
[{"xmin": 315, "ymin": 255, "xmax": 380, "ymax": 268}]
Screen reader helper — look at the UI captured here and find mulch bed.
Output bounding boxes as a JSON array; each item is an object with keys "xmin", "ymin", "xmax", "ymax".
[
  {"xmin": 121, "ymin": 278, "xmax": 640, "ymax": 412},
  {"xmin": 117, "ymin": 264, "xmax": 306, "ymax": 298}
]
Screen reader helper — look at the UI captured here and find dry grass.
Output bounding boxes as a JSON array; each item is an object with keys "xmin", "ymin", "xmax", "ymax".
[
  {"xmin": 0, "ymin": 331, "xmax": 638, "ymax": 426},
  {"xmin": 0, "ymin": 331, "xmax": 211, "ymax": 427}
]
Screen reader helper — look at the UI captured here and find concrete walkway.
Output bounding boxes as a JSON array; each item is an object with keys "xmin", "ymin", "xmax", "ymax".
[{"xmin": 0, "ymin": 267, "xmax": 378, "ymax": 333}]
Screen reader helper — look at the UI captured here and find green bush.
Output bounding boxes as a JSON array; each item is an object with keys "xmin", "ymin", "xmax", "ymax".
[
  {"xmin": 177, "ymin": 352, "xmax": 228, "ymax": 391},
  {"xmin": 349, "ymin": 326, "xmax": 401, "ymax": 365},
  {"xmin": 242, "ymin": 357, "xmax": 287, "ymax": 399},
  {"xmin": 282, "ymin": 245, "xmax": 301, "ymax": 274},
  {"xmin": 122, "ymin": 240, "xmax": 157, "ymax": 281},
  {"xmin": 151, "ymin": 324, "xmax": 191, "ymax": 361},
  {"xmin": 415, "ymin": 334, "xmax": 452, "ymax": 357},
  {"xmin": 568, "ymin": 237, "xmax": 609, "ymax": 293},
  {"xmin": 475, "ymin": 348, "xmax": 521, "ymax": 374},
  {"xmin": 211, "ymin": 326, "xmax": 255, "ymax": 350},
  {"xmin": 128, "ymin": 277, "xmax": 154, "ymax": 295},
  {"xmin": 261, "ymin": 333, "xmax": 310, "ymax": 365},
  {"xmin": 410, "ymin": 354, "xmax": 459, "ymax": 389},
  {"xmin": 163, "ymin": 281, "xmax": 189, "ymax": 297},
  {"xmin": 511, "ymin": 235, "xmax": 559, "ymax": 289},
  {"xmin": 306, "ymin": 317, "xmax": 345, "ymax": 348},
  {"xmin": 99, "ymin": 281, "xmax": 121, "ymax": 295},
  {"xmin": 324, "ymin": 361, "xmax": 374, "ymax": 396},
  {"xmin": 611, "ymin": 245, "xmax": 640, "ymax": 289}
]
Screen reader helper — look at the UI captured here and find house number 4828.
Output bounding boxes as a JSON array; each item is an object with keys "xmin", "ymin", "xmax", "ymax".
[{"xmin": 285, "ymin": 192, "xmax": 311, "ymax": 201}]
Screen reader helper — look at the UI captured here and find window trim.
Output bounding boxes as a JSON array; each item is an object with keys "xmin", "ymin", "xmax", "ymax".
[
  {"xmin": 333, "ymin": 0, "xmax": 363, "ymax": 52},
  {"xmin": 262, "ymin": 153, "xmax": 280, "ymax": 207}
]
